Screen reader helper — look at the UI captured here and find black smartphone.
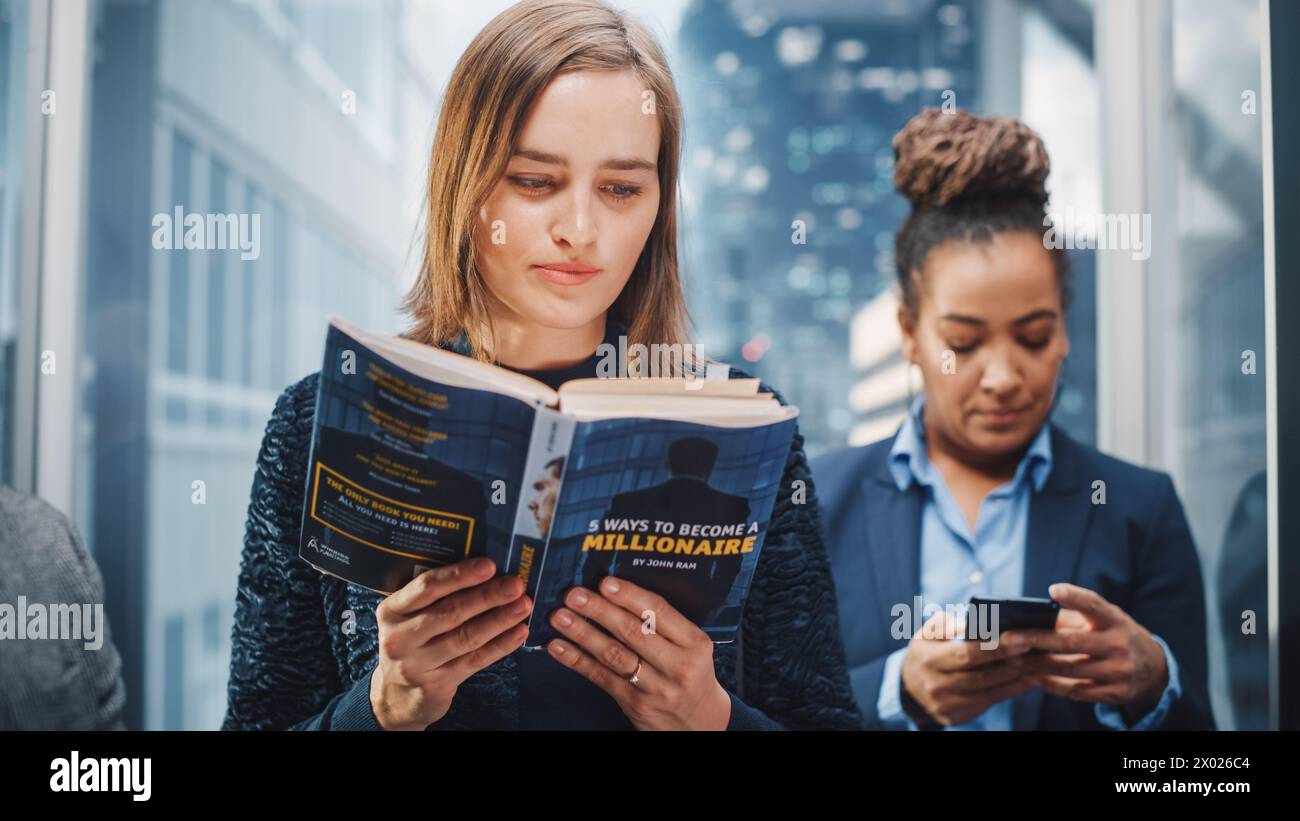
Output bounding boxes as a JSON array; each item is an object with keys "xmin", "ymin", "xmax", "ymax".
[{"xmin": 968, "ymin": 595, "xmax": 1060, "ymax": 636}]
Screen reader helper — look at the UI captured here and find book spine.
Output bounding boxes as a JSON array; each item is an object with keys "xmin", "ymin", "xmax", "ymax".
[{"xmin": 505, "ymin": 407, "xmax": 576, "ymax": 608}]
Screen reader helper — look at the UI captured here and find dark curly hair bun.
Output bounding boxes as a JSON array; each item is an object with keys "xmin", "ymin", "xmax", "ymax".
[{"xmin": 892, "ymin": 107, "xmax": 1050, "ymax": 209}]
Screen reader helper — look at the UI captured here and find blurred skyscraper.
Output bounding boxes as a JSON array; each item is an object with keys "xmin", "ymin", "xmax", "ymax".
[{"xmin": 674, "ymin": 0, "xmax": 1096, "ymax": 456}]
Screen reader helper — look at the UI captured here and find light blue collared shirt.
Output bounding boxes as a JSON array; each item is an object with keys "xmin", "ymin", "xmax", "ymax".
[{"xmin": 876, "ymin": 396, "xmax": 1182, "ymax": 730}]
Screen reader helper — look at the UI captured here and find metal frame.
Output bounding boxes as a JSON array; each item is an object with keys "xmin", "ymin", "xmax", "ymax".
[
  {"xmin": 1260, "ymin": 0, "xmax": 1293, "ymax": 732},
  {"xmin": 1260, "ymin": 0, "xmax": 1279, "ymax": 734},
  {"xmin": 1093, "ymin": 0, "xmax": 1174, "ymax": 468},
  {"xmin": 12, "ymin": 0, "xmax": 49, "ymax": 498},
  {"xmin": 34, "ymin": 0, "xmax": 90, "ymax": 516},
  {"xmin": 15, "ymin": 0, "xmax": 90, "ymax": 517},
  {"xmin": 1096, "ymin": 0, "xmax": 1281, "ymax": 731}
]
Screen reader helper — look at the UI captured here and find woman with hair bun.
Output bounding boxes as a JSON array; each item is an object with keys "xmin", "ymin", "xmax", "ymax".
[{"xmin": 813, "ymin": 108, "xmax": 1214, "ymax": 730}]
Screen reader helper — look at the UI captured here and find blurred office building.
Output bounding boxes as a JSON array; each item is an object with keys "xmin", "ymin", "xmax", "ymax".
[
  {"xmin": 73, "ymin": 0, "xmax": 435, "ymax": 729},
  {"xmin": 677, "ymin": 0, "xmax": 985, "ymax": 456}
]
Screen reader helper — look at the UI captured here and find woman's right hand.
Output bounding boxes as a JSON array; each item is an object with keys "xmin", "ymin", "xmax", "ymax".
[
  {"xmin": 899, "ymin": 609, "xmax": 1035, "ymax": 727},
  {"xmin": 369, "ymin": 557, "xmax": 531, "ymax": 730}
]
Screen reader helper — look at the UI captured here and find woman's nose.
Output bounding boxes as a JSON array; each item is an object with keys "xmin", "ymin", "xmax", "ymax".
[
  {"xmin": 551, "ymin": 190, "xmax": 598, "ymax": 249},
  {"xmin": 979, "ymin": 347, "xmax": 1022, "ymax": 395}
]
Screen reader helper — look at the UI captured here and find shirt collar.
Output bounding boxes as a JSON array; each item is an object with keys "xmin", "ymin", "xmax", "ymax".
[{"xmin": 888, "ymin": 395, "xmax": 1053, "ymax": 494}]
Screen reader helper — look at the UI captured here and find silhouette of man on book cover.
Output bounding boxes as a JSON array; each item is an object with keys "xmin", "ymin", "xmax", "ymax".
[{"xmin": 581, "ymin": 436, "xmax": 750, "ymax": 626}]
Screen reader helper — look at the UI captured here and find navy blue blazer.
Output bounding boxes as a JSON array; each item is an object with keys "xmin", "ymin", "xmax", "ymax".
[{"xmin": 812, "ymin": 424, "xmax": 1215, "ymax": 730}]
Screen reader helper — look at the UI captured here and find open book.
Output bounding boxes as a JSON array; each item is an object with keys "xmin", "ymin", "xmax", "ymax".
[{"xmin": 299, "ymin": 317, "xmax": 799, "ymax": 647}]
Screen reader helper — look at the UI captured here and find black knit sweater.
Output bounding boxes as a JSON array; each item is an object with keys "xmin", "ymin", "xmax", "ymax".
[{"xmin": 222, "ymin": 366, "xmax": 864, "ymax": 730}]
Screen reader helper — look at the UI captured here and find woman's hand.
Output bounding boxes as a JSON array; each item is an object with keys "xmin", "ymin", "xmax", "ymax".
[
  {"xmin": 370, "ymin": 558, "xmax": 531, "ymax": 730},
  {"xmin": 900, "ymin": 609, "xmax": 1036, "ymax": 726},
  {"xmin": 545, "ymin": 577, "xmax": 731, "ymax": 730},
  {"xmin": 1009, "ymin": 583, "xmax": 1169, "ymax": 721}
]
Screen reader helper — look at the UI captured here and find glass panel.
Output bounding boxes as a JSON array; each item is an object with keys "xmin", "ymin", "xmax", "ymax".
[
  {"xmin": 1167, "ymin": 0, "xmax": 1268, "ymax": 730},
  {"xmin": 78, "ymin": 0, "xmax": 414, "ymax": 728}
]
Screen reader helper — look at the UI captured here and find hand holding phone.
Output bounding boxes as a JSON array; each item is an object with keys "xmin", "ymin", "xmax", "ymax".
[
  {"xmin": 968, "ymin": 595, "xmax": 1061, "ymax": 638},
  {"xmin": 899, "ymin": 605, "xmax": 1040, "ymax": 727}
]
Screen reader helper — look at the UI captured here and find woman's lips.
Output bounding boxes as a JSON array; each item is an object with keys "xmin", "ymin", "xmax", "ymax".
[
  {"xmin": 980, "ymin": 407, "xmax": 1028, "ymax": 426},
  {"xmin": 532, "ymin": 263, "xmax": 601, "ymax": 286}
]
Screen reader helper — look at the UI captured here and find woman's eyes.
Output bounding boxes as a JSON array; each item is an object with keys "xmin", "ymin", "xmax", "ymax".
[
  {"xmin": 510, "ymin": 176, "xmax": 552, "ymax": 192},
  {"xmin": 944, "ymin": 337, "xmax": 1051, "ymax": 354},
  {"xmin": 507, "ymin": 176, "xmax": 643, "ymax": 200},
  {"xmin": 602, "ymin": 183, "xmax": 643, "ymax": 200}
]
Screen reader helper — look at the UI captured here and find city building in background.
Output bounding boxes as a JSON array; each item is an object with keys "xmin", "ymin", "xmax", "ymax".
[
  {"xmin": 74, "ymin": 0, "xmax": 437, "ymax": 729},
  {"xmin": 677, "ymin": 0, "xmax": 984, "ymax": 455},
  {"xmin": 674, "ymin": 0, "xmax": 1099, "ymax": 455}
]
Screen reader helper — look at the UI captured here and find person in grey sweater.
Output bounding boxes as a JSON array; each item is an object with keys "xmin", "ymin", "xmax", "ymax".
[{"xmin": 0, "ymin": 486, "xmax": 126, "ymax": 730}]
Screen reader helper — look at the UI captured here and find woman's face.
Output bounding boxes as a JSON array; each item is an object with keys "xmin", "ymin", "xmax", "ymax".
[
  {"xmin": 898, "ymin": 230, "xmax": 1069, "ymax": 464},
  {"xmin": 474, "ymin": 69, "xmax": 661, "ymax": 336}
]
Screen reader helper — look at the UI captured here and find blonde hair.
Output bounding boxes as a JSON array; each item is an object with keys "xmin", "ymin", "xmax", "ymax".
[{"xmin": 403, "ymin": 0, "xmax": 692, "ymax": 368}]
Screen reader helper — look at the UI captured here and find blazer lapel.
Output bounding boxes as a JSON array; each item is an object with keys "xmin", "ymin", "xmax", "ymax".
[
  {"xmin": 858, "ymin": 438, "xmax": 923, "ymax": 644},
  {"xmin": 1014, "ymin": 425, "xmax": 1096, "ymax": 730},
  {"xmin": 1022, "ymin": 426, "xmax": 1094, "ymax": 595}
]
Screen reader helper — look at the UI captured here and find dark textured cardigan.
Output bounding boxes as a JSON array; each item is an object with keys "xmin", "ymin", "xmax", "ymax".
[{"xmin": 222, "ymin": 367, "xmax": 864, "ymax": 730}]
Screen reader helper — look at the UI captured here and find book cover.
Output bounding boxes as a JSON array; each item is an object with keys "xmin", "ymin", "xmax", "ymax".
[
  {"xmin": 518, "ymin": 413, "xmax": 796, "ymax": 647},
  {"xmin": 298, "ymin": 319, "xmax": 797, "ymax": 646},
  {"xmin": 298, "ymin": 322, "xmax": 533, "ymax": 593}
]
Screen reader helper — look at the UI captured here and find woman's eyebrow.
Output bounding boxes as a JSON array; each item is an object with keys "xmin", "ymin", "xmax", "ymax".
[
  {"xmin": 513, "ymin": 147, "xmax": 655, "ymax": 172},
  {"xmin": 938, "ymin": 313, "xmax": 985, "ymax": 326},
  {"xmin": 1012, "ymin": 309, "xmax": 1058, "ymax": 325},
  {"xmin": 939, "ymin": 309, "xmax": 1058, "ymax": 326}
]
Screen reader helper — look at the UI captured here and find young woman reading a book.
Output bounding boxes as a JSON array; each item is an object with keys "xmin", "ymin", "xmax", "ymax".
[
  {"xmin": 812, "ymin": 109, "xmax": 1213, "ymax": 730},
  {"xmin": 223, "ymin": 0, "xmax": 861, "ymax": 731}
]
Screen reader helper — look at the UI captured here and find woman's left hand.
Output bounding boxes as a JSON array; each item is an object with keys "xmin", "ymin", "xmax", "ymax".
[
  {"xmin": 1008, "ymin": 583, "xmax": 1168, "ymax": 722},
  {"xmin": 546, "ymin": 577, "xmax": 731, "ymax": 730}
]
